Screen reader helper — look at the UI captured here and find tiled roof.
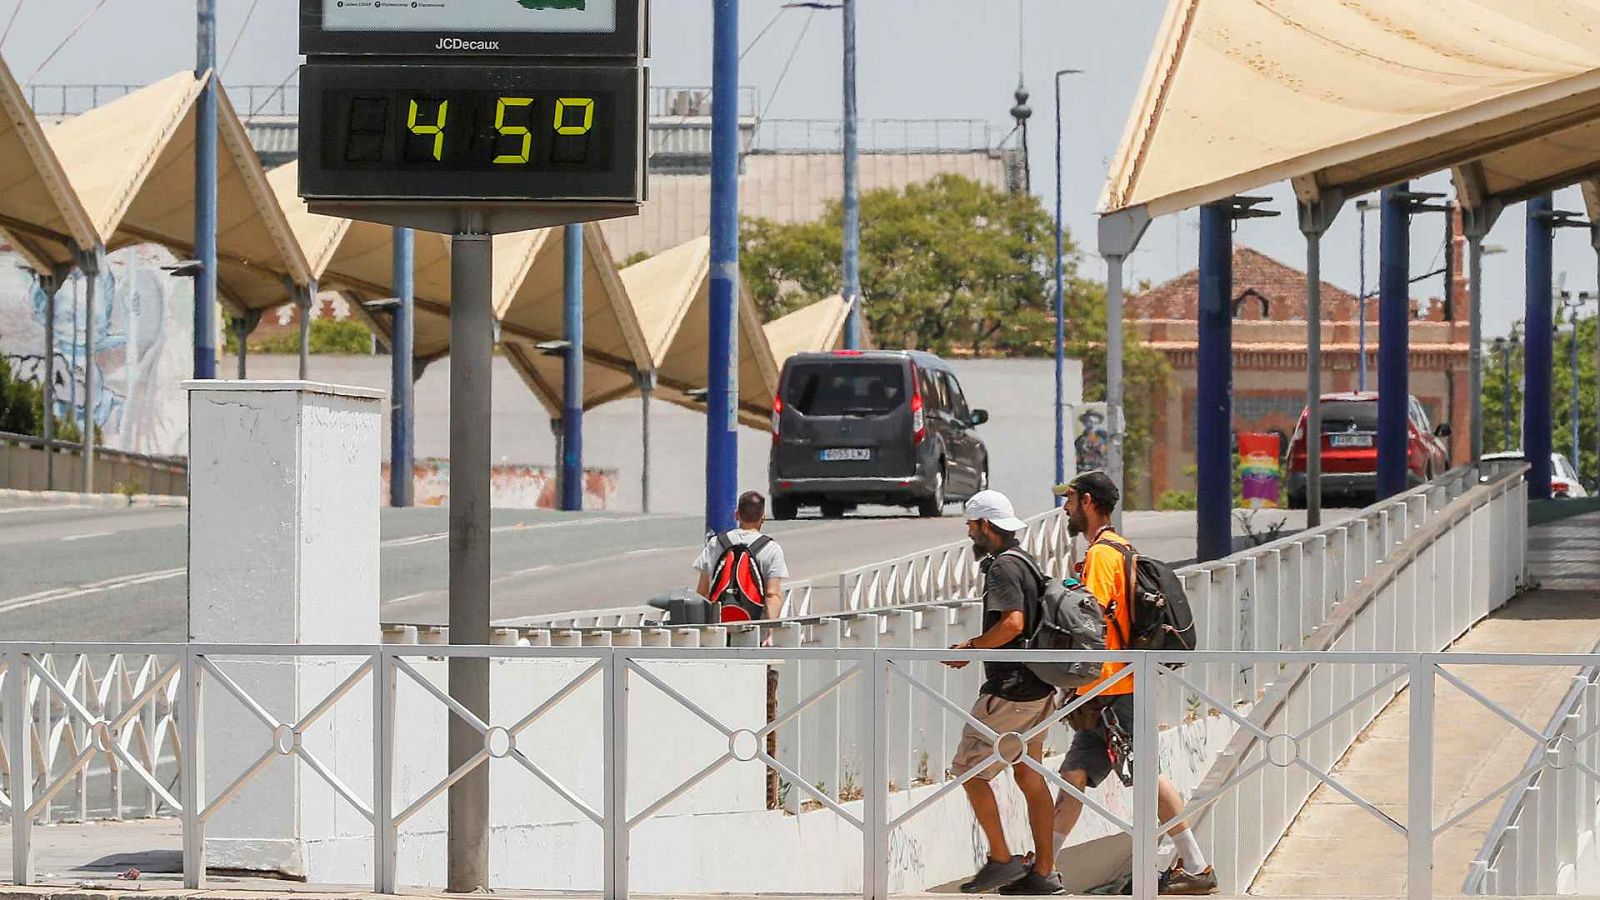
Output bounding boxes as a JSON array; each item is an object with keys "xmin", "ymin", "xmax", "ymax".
[{"xmin": 1128, "ymin": 245, "xmax": 1367, "ymax": 322}]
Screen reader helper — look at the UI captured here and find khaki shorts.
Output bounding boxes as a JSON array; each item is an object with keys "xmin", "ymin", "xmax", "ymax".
[{"xmin": 951, "ymin": 693, "xmax": 1059, "ymax": 781}]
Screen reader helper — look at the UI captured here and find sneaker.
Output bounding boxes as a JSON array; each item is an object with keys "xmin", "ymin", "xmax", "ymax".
[
  {"xmin": 961, "ymin": 856, "xmax": 1029, "ymax": 893},
  {"xmin": 999, "ymin": 869, "xmax": 1064, "ymax": 895},
  {"xmin": 1158, "ymin": 859, "xmax": 1219, "ymax": 895}
]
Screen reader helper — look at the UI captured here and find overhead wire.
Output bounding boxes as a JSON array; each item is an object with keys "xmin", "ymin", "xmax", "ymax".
[
  {"xmin": 757, "ymin": 9, "xmax": 818, "ymax": 124},
  {"xmin": 221, "ymin": 0, "xmax": 263, "ymax": 78},
  {"xmin": 740, "ymin": 6, "xmax": 788, "ymax": 61},
  {"xmin": 249, "ymin": 65, "xmax": 298, "ymax": 117},
  {"xmin": 0, "ymin": 0, "xmax": 25, "ymax": 52},
  {"xmin": 27, "ymin": 0, "xmax": 109, "ymax": 83}
]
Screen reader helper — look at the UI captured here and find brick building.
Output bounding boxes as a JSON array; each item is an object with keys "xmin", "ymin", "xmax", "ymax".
[{"xmin": 1129, "ymin": 238, "xmax": 1472, "ymax": 502}]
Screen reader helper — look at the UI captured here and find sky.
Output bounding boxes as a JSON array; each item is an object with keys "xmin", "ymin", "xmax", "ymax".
[{"xmin": 2, "ymin": 0, "xmax": 1591, "ymax": 338}]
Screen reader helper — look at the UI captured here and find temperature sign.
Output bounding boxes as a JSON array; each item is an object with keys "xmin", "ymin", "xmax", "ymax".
[{"xmin": 298, "ymin": 63, "xmax": 643, "ymax": 204}]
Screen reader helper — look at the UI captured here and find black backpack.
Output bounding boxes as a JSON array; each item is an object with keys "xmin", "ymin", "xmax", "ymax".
[
  {"xmin": 1093, "ymin": 536, "xmax": 1197, "ymax": 659},
  {"xmin": 707, "ymin": 533, "xmax": 773, "ymax": 622},
  {"xmin": 1000, "ymin": 549, "xmax": 1107, "ymax": 689}
]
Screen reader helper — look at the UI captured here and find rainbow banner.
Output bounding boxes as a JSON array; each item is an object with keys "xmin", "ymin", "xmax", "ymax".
[{"xmin": 1239, "ymin": 432, "xmax": 1282, "ymax": 509}]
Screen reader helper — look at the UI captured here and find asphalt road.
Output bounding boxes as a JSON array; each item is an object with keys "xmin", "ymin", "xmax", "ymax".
[{"xmin": 0, "ymin": 493, "xmax": 1344, "ymax": 643}]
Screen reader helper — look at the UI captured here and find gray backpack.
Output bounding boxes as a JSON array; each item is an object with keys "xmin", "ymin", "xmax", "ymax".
[{"xmin": 1001, "ymin": 549, "xmax": 1108, "ymax": 689}]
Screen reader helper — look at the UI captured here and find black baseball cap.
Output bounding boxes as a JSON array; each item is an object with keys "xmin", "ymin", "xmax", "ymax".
[{"xmin": 1052, "ymin": 470, "xmax": 1120, "ymax": 509}]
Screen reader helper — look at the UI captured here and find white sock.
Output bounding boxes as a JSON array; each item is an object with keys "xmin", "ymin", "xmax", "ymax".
[{"xmin": 1170, "ymin": 829, "xmax": 1206, "ymax": 871}]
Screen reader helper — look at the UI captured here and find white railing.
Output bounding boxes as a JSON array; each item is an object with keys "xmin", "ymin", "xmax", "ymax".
[
  {"xmin": 6, "ymin": 645, "xmax": 1591, "ymax": 900},
  {"xmin": 0, "ymin": 465, "xmax": 1530, "ymax": 895},
  {"xmin": 1465, "ymin": 656, "xmax": 1600, "ymax": 895},
  {"xmin": 832, "ymin": 507, "xmax": 1073, "ymax": 612}
]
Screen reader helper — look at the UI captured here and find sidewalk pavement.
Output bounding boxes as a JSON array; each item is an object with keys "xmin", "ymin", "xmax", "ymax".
[{"xmin": 1254, "ymin": 510, "xmax": 1600, "ymax": 897}]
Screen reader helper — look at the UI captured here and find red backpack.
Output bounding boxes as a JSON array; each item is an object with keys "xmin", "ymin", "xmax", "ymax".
[{"xmin": 707, "ymin": 533, "xmax": 774, "ymax": 622}]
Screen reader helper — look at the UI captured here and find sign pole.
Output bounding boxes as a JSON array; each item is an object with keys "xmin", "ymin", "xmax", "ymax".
[
  {"xmin": 447, "ymin": 225, "xmax": 493, "ymax": 892},
  {"xmin": 707, "ymin": 0, "xmax": 740, "ymax": 536}
]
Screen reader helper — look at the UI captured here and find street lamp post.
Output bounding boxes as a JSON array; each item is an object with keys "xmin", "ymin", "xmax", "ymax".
[
  {"xmin": 1564, "ymin": 291, "xmax": 1592, "ymax": 473},
  {"xmin": 1053, "ymin": 68, "xmax": 1083, "ymax": 503}
]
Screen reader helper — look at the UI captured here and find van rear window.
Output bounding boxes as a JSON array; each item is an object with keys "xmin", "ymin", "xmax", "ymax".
[{"xmin": 784, "ymin": 363, "xmax": 906, "ymax": 416}]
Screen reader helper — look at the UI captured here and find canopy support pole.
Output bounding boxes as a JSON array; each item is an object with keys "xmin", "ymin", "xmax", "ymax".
[
  {"xmin": 232, "ymin": 311, "xmax": 262, "ymax": 379},
  {"xmin": 1196, "ymin": 202, "xmax": 1233, "ymax": 561},
  {"xmin": 1096, "ymin": 206, "xmax": 1149, "ymax": 531},
  {"xmin": 1297, "ymin": 192, "xmax": 1342, "ymax": 527},
  {"xmin": 194, "ymin": 0, "xmax": 218, "ymax": 381},
  {"xmin": 1592, "ymin": 228, "xmax": 1600, "ymax": 486},
  {"xmin": 1462, "ymin": 203, "xmax": 1502, "ymax": 466},
  {"xmin": 78, "ymin": 246, "xmax": 101, "ymax": 492},
  {"xmin": 296, "ymin": 281, "xmax": 316, "ymax": 380},
  {"xmin": 1525, "ymin": 194, "xmax": 1555, "ymax": 499},
  {"xmin": 1378, "ymin": 185, "xmax": 1412, "ymax": 500},
  {"xmin": 561, "ymin": 224, "xmax": 585, "ymax": 512},
  {"xmin": 636, "ymin": 369, "xmax": 656, "ymax": 515},
  {"xmin": 392, "ymin": 227, "xmax": 416, "ymax": 508},
  {"xmin": 707, "ymin": 0, "xmax": 741, "ymax": 536}
]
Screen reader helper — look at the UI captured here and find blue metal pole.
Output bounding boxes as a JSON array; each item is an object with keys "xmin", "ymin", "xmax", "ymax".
[
  {"xmin": 841, "ymin": 0, "xmax": 862, "ymax": 350},
  {"xmin": 561, "ymin": 224, "xmax": 585, "ymax": 512},
  {"xmin": 1525, "ymin": 193, "xmax": 1554, "ymax": 499},
  {"xmin": 391, "ymin": 227, "xmax": 415, "ymax": 508},
  {"xmin": 1053, "ymin": 73, "xmax": 1066, "ymax": 502},
  {"xmin": 193, "ymin": 0, "xmax": 218, "ymax": 380},
  {"xmin": 1377, "ymin": 185, "xmax": 1411, "ymax": 499},
  {"xmin": 706, "ymin": 0, "xmax": 740, "ymax": 535},
  {"xmin": 1196, "ymin": 202, "xmax": 1233, "ymax": 562}
]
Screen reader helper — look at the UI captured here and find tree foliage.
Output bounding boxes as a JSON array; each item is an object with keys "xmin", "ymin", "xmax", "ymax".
[
  {"xmin": 741, "ymin": 174, "xmax": 1169, "ymax": 500},
  {"xmin": 1483, "ymin": 313, "xmax": 1599, "ymax": 484}
]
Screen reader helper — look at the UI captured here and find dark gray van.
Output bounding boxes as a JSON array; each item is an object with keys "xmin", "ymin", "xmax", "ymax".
[{"xmin": 768, "ymin": 350, "xmax": 989, "ymax": 519}]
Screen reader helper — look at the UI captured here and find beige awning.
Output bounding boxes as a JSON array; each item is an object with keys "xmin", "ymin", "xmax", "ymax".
[
  {"xmin": 496, "ymin": 226, "xmax": 654, "ymax": 414},
  {"xmin": 620, "ymin": 236, "xmax": 779, "ymax": 427},
  {"xmin": 1104, "ymin": 0, "xmax": 1600, "ymax": 218},
  {"xmin": 763, "ymin": 295, "xmax": 851, "ymax": 366},
  {"xmin": 0, "ymin": 58, "xmax": 96, "ymax": 271},
  {"xmin": 47, "ymin": 72, "xmax": 311, "ymax": 312}
]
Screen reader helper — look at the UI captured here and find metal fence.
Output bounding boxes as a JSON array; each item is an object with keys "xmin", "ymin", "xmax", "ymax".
[
  {"xmin": 25, "ymin": 83, "xmax": 299, "ymax": 119},
  {"xmin": 0, "ymin": 431, "xmax": 187, "ymax": 496}
]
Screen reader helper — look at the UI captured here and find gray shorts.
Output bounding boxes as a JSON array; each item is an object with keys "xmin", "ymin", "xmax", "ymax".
[{"xmin": 1060, "ymin": 694, "xmax": 1136, "ymax": 789}]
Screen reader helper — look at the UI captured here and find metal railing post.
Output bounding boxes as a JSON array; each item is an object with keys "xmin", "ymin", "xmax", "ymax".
[
  {"xmin": 1407, "ymin": 656, "xmax": 1434, "ymax": 900},
  {"xmin": 373, "ymin": 648, "xmax": 397, "ymax": 893},
  {"xmin": 180, "ymin": 648, "xmax": 204, "ymax": 888},
  {"xmin": 1133, "ymin": 652, "xmax": 1159, "ymax": 900},
  {"xmin": 604, "ymin": 649, "xmax": 629, "ymax": 900},
  {"xmin": 862, "ymin": 650, "xmax": 889, "ymax": 900},
  {"xmin": 7, "ymin": 649, "xmax": 32, "ymax": 885}
]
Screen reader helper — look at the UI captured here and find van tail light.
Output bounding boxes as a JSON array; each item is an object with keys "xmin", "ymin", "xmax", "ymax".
[
  {"xmin": 910, "ymin": 384, "xmax": 927, "ymax": 444},
  {"xmin": 771, "ymin": 394, "xmax": 782, "ymax": 445}
]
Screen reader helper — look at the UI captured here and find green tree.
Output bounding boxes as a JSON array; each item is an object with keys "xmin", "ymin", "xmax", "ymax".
[
  {"xmin": 1483, "ymin": 313, "xmax": 1599, "ymax": 484},
  {"xmin": 741, "ymin": 174, "xmax": 1169, "ymax": 501},
  {"xmin": 0, "ymin": 355, "xmax": 40, "ymax": 435}
]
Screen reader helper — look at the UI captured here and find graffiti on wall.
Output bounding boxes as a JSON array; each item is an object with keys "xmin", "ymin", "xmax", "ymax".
[
  {"xmin": 382, "ymin": 459, "xmax": 619, "ymax": 510},
  {"xmin": 0, "ymin": 243, "xmax": 192, "ymax": 457}
]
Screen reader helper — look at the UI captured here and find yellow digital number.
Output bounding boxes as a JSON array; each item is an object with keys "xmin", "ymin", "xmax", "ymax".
[
  {"xmin": 493, "ymin": 97, "xmax": 535, "ymax": 165},
  {"xmin": 554, "ymin": 97, "xmax": 595, "ymax": 136},
  {"xmin": 406, "ymin": 98, "xmax": 448, "ymax": 161}
]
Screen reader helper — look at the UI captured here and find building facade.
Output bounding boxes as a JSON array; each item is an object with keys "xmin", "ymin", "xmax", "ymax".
[{"xmin": 1129, "ymin": 242, "xmax": 1472, "ymax": 502}]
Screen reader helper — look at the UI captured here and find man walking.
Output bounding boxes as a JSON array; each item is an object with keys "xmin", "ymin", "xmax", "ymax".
[
  {"xmin": 694, "ymin": 490, "xmax": 788, "ymax": 621},
  {"xmin": 1050, "ymin": 471, "xmax": 1217, "ymax": 895},
  {"xmin": 943, "ymin": 490, "xmax": 1063, "ymax": 895}
]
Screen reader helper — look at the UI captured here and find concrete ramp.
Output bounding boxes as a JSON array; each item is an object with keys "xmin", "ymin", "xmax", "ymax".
[{"xmin": 1254, "ymin": 511, "xmax": 1600, "ymax": 896}]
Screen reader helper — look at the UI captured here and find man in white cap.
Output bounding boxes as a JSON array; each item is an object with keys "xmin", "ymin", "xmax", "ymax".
[{"xmin": 943, "ymin": 490, "xmax": 1062, "ymax": 894}]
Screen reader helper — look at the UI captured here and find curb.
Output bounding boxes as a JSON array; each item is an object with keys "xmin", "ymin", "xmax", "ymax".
[{"xmin": 0, "ymin": 488, "xmax": 187, "ymax": 509}]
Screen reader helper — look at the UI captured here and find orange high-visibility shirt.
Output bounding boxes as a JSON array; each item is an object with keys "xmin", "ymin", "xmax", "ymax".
[{"xmin": 1077, "ymin": 530, "xmax": 1135, "ymax": 696}]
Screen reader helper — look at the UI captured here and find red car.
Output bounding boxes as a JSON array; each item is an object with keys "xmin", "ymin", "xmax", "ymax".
[{"xmin": 1286, "ymin": 391, "xmax": 1452, "ymax": 508}]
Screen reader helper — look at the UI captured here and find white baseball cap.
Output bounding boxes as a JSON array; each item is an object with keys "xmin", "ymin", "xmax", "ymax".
[{"xmin": 965, "ymin": 489, "xmax": 1026, "ymax": 533}]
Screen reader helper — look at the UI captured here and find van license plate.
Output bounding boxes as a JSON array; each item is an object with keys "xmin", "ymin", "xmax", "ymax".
[
  {"xmin": 820, "ymin": 448, "xmax": 872, "ymax": 461},
  {"xmin": 1330, "ymin": 434, "xmax": 1373, "ymax": 448}
]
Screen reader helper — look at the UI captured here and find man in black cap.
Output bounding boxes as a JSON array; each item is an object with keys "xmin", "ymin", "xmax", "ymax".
[{"xmin": 1048, "ymin": 471, "xmax": 1218, "ymax": 895}]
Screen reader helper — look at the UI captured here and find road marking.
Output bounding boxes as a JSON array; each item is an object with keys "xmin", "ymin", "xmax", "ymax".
[
  {"xmin": 0, "ymin": 567, "xmax": 185, "ymax": 615},
  {"xmin": 0, "ymin": 505, "xmax": 85, "ymax": 515},
  {"xmin": 61, "ymin": 531, "xmax": 114, "ymax": 543},
  {"xmin": 381, "ymin": 515, "xmax": 660, "ymax": 548}
]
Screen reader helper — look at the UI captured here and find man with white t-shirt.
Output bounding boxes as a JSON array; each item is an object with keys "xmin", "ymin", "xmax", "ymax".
[{"xmin": 693, "ymin": 491, "xmax": 790, "ymax": 621}]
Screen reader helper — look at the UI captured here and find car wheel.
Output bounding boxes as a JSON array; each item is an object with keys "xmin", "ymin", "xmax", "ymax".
[
  {"xmin": 1288, "ymin": 491, "xmax": 1307, "ymax": 510},
  {"xmin": 918, "ymin": 470, "xmax": 945, "ymax": 518},
  {"xmin": 772, "ymin": 497, "xmax": 798, "ymax": 521},
  {"xmin": 820, "ymin": 501, "xmax": 848, "ymax": 519}
]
